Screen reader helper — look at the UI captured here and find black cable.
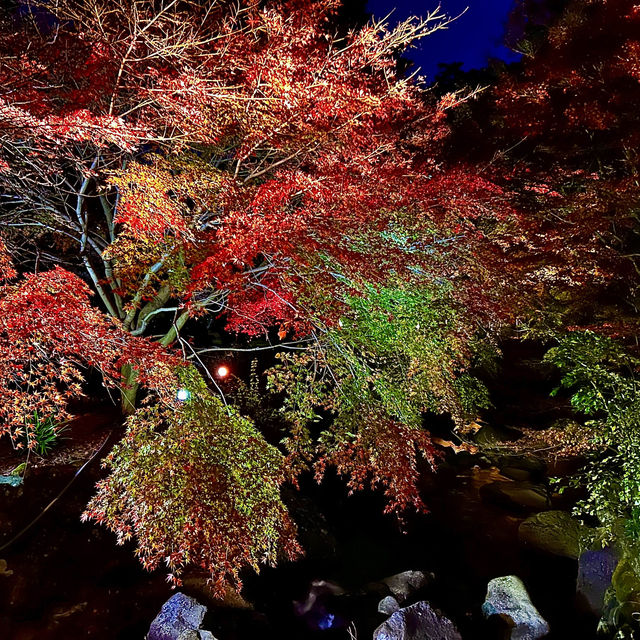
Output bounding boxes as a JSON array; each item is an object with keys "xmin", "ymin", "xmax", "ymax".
[{"xmin": 0, "ymin": 432, "xmax": 111, "ymax": 552}]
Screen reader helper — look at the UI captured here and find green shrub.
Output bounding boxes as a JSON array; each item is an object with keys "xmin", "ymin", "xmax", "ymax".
[{"xmin": 22, "ymin": 410, "xmax": 66, "ymax": 456}]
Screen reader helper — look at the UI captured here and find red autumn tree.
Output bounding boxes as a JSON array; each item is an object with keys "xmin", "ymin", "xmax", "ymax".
[
  {"xmin": 487, "ymin": 3, "xmax": 640, "ymax": 601},
  {"xmin": 0, "ymin": 0, "xmax": 522, "ymax": 588},
  {"xmin": 0, "ymin": 239, "xmax": 178, "ymax": 450},
  {"xmin": 0, "ymin": 0, "xmax": 517, "ymax": 342},
  {"xmin": 489, "ymin": 0, "xmax": 640, "ymax": 333}
]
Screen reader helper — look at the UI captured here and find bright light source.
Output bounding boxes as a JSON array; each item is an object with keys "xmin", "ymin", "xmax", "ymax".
[
  {"xmin": 176, "ymin": 388, "xmax": 191, "ymax": 402},
  {"xmin": 216, "ymin": 365, "xmax": 229, "ymax": 378}
]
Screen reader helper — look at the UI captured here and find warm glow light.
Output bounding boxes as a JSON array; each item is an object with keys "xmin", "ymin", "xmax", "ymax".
[{"xmin": 216, "ymin": 365, "xmax": 229, "ymax": 378}]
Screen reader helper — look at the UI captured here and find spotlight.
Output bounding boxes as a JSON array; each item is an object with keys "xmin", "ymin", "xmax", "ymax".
[
  {"xmin": 176, "ymin": 388, "xmax": 191, "ymax": 402},
  {"xmin": 216, "ymin": 365, "xmax": 229, "ymax": 378}
]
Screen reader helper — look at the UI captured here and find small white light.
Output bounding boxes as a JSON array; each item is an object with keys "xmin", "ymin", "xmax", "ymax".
[
  {"xmin": 216, "ymin": 365, "xmax": 229, "ymax": 378},
  {"xmin": 176, "ymin": 388, "xmax": 191, "ymax": 402}
]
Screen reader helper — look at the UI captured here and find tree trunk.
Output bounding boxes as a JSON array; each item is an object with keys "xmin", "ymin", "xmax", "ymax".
[{"xmin": 121, "ymin": 363, "xmax": 139, "ymax": 414}]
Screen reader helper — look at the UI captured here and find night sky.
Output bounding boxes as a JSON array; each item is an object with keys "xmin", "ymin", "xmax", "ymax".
[{"xmin": 366, "ymin": 0, "xmax": 521, "ymax": 81}]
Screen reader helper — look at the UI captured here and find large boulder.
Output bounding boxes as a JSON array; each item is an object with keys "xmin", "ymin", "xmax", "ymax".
[
  {"xmin": 577, "ymin": 548, "xmax": 618, "ymax": 615},
  {"xmin": 612, "ymin": 556, "xmax": 640, "ymax": 607},
  {"xmin": 518, "ymin": 511, "xmax": 592, "ymax": 559},
  {"xmin": 500, "ymin": 467, "xmax": 533, "ymax": 482},
  {"xmin": 148, "ymin": 593, "xmax": 213, "ymax": 640},
  {"xmin": 482, "ymin": 576, "xmax": 549, "ymax": 640},
  {"xmin": 474, "ymin": 424, "xmax": 522, "ymax": 447},
  {"xmin": 373, "ymin": 601, "xmax": 462, "ymax": 640},
  {"xmin": 495, "ymin": 455, "xmax": 546, "ymax": 477}
]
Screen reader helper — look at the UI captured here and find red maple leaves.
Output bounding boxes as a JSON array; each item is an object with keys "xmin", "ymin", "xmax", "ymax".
[{"xmin": 0, "ymin": 263, "xmax": 178, "ymax": 448}]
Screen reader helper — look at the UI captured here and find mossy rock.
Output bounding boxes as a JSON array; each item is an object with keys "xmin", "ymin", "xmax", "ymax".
[
  {"xmin": 518, "ymin": 510, "xmax": 594, "ymax": 559},
  {"xmin": 612, "ymin": 557, "xmax": 640, "ymax": 606},
  {"xmin": 481, "ymin": 481, "xmax": 549, "ymax": 512},
  {"xmin": 501, "ymin": 467, "xmax": 533, "ymax": 482},
  {"xmin": 600, "ymin": 583, "xmax": 640, "ymax": 637},
  {"xmin": 495, "ymin": 455, "xmax": 546, "ymax": 476},
  {"xmin": 474, "ymin": 424, "xmax": 522, "ymax": 447}
]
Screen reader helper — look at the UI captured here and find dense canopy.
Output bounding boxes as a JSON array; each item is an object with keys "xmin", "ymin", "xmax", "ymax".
[{"xmin": 0, "ymin": 1, "xmax": 639, "ymax": 622}]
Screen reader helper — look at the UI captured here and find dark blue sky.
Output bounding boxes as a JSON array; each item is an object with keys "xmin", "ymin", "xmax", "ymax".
[{"xmin": 366, "ymin": 0, "xmax": 521, "ymax": 81}]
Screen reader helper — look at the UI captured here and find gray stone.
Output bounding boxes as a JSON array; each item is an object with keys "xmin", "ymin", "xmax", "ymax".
[
  {"xmin": 148, "ymin": 593, "xmax": 208, "ymax": 640},
  {"xmin": 482, "ymin": 575, "xmax": 549, "ymax": 640},
  {"xmin": 577, "ymin": 548, "xmax": 618, "ymax": 615},
  {"xmin": 518, "ymin": 511, "xmax": 591, "ymax": 559},
  {"xmin": 373, "ymin": 601, "xmax": 462, "ymax": 640},
  {"xmin": 496, "ymin": 455, "xmax": 546, "ymax": 475},
  {"xmin": 381, "ymin": 570, "xmax": 431, "ymax": 603},
  {"xmin": 378, "ymin": 596, "xmax": 400, "ymax": 616},
  {"xmin": 177, "ymin": 632, "xmax": 217, "ymax": 640}
]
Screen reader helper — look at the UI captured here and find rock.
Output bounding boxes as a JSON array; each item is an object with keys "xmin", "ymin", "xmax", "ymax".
[
  {"xmin": 576, "ymin": 548, "xmax": 618, "ymax": 615},
  {"xmin": 177, "ymin": 632, "xmax": 217, "ymax": 640},
  {"xmin": 474, "ymin": 424, "xmax": 521, "ymax": 447},
  {"xmin": 482, "ymin": 576, "xmax": 549, "ymax": 640},
  {"xmin": 381, "ymin": 570, "xmax": 431, "ymax": 603},
  {"xmin": 518, "ymin": 511, "xmax": 592, "ymax": 559},
  {"xmin": 481, "ymin": 481, "xmax": 549, "ymax": 512},
  {"xmin": 148, "ymin": 593, "xmax": 210, "ymax": 640},
  {"xmin": 0, "ymin": 475, "xmax": 22, "ymax": 487},
  {"xmin": 378, "ymin": 596, "xmax": 400, "ymax": 616},
  {"xmin": 374, "ymin": 601, "xmax": 462, "ymax": 640},
  {"xmin": 496, "ymin": 455, "xmax": 546, "ymax": 476},
  {"xmin": 612, "ymin": 556, "xmax": 640, "ymax": 605},
  {"xmin": 483, "ymin": 612, "xmax": 517, "ymax": 639},
  {"xmin": 501, "ymin": 467, "xmax": 532, "ymax": 482}
]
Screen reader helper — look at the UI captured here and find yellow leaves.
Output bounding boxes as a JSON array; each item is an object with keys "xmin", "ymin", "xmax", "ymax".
[
  {"xmin": 432, "ymin": 437, "xmax": 479, "ymax": 455},
  {"xmin": 456, "ymin": 419, "xmax": 485, "ymax": 435}
]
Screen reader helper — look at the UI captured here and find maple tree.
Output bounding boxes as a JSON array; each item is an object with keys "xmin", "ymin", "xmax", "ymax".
[
  {"xmin": 490, "ymin": 0, "xmax": 640, "ymax": 324},
  {"xmin": 482, "ymin": 2, "xmax": 640, "ymax": 607},
  {"xmin": 0, "ymin": 239, "xmax": 178, "ymax": 451},
  {"xmin": 0, "ymin": 0, "xmax": 527, "ymax": 590},
  {"xmin": 84, "ymin": 366, "xmax": 301, "ymax": 593}
]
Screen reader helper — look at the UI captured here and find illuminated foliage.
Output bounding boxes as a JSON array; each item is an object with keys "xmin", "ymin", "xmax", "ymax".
[
  {"xmin": 0, "ymin": 0, "xmax": 521, "ymax": 589},
  {"xmin": 492, "ymin": 0, "xmax": 640, "ymax": 327},
  {"xmin": 84, "ymin": 368, "xmax": 300, "ymax": 593},
  {"xmin": 0, "ymin": 263, "xmax": 178, "ymax": 450},
  {"xmin": 268, "ymin": 281, "xmax": 492, "ymax": 512},
  {"xmin": 545, "ymin": 332, "xmax": 640, "ymax": 537},
  {"xmin": 491, "ymin": 0, "xmax": 640, "ymax": 570}
]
